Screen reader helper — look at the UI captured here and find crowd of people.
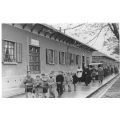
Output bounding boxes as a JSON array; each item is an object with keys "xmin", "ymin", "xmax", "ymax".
[{"xmin": 23, "ymin": 65, "xmax": 119, "ymax": 98}]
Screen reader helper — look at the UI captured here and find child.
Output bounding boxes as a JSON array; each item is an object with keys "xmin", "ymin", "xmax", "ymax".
[
  {"xmin": 48, "ymin": 73, "xmax": 56, "ymax": 98},
  {"xmin": 41, "ymin": 74, "xmax": 49, "ymax": 98},
  {"xmin": 34, "ymin": 75, "xmax": 43, "ymax": 98},
  {"xmin": 24, "ymin": 71, "xmax": 34, "ymax": 98},
  {"xmin": 72, "ymin": 72, "xmax": 78, "ymax": 91},
  {"xmin": 67, "ymin": 72, "xmax": 73, "ymax": 92}
]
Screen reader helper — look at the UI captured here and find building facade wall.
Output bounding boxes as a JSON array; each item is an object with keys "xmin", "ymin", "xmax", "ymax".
[
  {"xmin": 2, "ymin": 24, "xmax": 92, "ymax": 89},
  {"xmin": 92, "ymin": 56, "xmax": 117, "ymax": 67}
]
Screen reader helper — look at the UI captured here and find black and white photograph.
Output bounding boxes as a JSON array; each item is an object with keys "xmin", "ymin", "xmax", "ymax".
[
  {"xmin": 0, "ymin": 1, "xmax": 120, "ymax": 120},
  {"xmin": 2, "ymin": 23, "xmax": 120, "ymax": 98}
]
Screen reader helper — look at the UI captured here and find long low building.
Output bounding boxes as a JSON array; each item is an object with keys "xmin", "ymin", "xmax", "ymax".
[
  {"xmin": 2, "ymin": 23, "xmax": 96, "ymax": 91},
  {"xmin": 92, "ymin": 51, "xmax": 119, "ymax": 68}
]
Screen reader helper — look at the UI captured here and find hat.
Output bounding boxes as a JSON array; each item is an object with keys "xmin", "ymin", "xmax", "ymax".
[
  {"xmin": 36, "ymin": 75, "xmax": 40, "ymax": 78},
  {"xmin": 77, "ymin": 68, "xmax": 83, "ymax": 72},
  {"xmin": 41, "ymin": 73, "xmax": 45, "ymax": 76},
  {"xmin": 42, "ymin": 77, "xmax": 48, "ymax": 81},
  {"xmin": 42, "ymin": 74, "xmax": 49, "ymax": 81},
  {"xmin": 27, "ymin": 70, "xmax": 31, "ymax": 73}
]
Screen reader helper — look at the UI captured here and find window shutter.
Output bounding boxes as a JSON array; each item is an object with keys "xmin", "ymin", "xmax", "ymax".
[
  {"xmin": 16, "ymin": 43, "xmax": 22, "ymax": 63},
  {"xmin": 65, "ymin": 52, "xmax": 68, "ymax": 65},
  {"xmin": 2, "ymin": 40, "xmax": 5, "ymax": 62},
  {"xmin": 14, "ymin": 43, "xmax": 17, "ymax": 62},
  {"xmin": 79, "ymin": 55, "xmax": 81, "ymax": 66},
  {"xmin": 70, "ymin": 53, "xmax": 74, "ymax": 65},
  {"xmin": 54, "ymin": 50, "xmax": 57, "ymax": 64},
  {"xmin": 20, "ymin": 43, "xmax": 22, "ymax": 62},
  {"xmin": 78, "ymin": 55, "xmax": 80, "ymax": 66},
  {"xmin": 73, "ymin": 54, "xmax": 76, "ymax": 65},
  {"xmin": 76, "ymin": 55, "xmax": 79, "ymax": 65},
  {"xmin": 59, "ymin": 52, "xmax": 60, "ymax": 64},
  {"xmin": 68, "ymin": 53, "xmax": 71, "ymax": 65},
  {"xmin": 46, "ymin": 49, "xmax": 48, "ymax": 64}
]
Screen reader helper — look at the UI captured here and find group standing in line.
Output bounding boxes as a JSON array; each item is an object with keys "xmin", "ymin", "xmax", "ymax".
[{"xmin": 23, "ymin": 64, "xmax": 119, "ymax": 98}]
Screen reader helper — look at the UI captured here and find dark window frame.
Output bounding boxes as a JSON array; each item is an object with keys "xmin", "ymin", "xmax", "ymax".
[
  {"xmin": 59, "ymin": 51, "xmax": 65, "ymax": 65},
  {"xmin": 29, "ymin": 45, "xmax": 40, "ymax": 73},
  {"xmin": 46, "ymin": 49, "xmax": 56, "ymax": 65},
  {"xmin": 76, "ymin": 55, "xmax": 79, "ymax": 65},
  {"xmin": 3, "ymin": 40, "xmax": 16, "ymax": 63}
]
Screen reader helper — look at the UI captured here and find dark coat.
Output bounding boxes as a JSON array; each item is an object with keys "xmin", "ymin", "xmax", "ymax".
[
  {"xmin": 56, "ymin": 74, "xmax": 64, "ymax": 84},
  {"xmin": 72, "ymin": 74, "xmax": 78, "ymax": 84},
  {"xmin": 82, "ymin": 68, "xmax": 91, "ymax": 84}
]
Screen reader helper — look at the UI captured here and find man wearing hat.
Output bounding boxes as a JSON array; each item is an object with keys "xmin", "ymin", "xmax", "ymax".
[{"xmin": 56, "ymin": 71, "xmax": 64, "ymax": 97}]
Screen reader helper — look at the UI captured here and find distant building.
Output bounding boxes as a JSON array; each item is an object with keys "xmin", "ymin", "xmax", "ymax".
[{"xmin": 92, "ymin": 51, "xmax": 119, "ymax": 67}]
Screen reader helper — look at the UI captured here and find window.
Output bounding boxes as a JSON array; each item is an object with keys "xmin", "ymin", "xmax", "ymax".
[
  {"xmin": 2, "ymin": 40, "xmax": 22, "ymax": 64},
  {"xmin": 3, "ymin": 40, "xmax": 15, "ymax": 62},
  {"xmin": 76, "ymin": 55, "xmax": 79, "ymax": 65},
  {"xmin": 59, "ymin": 51, "xmax": 65, "ymax": 64},
  {"xmin": 69, "ymin": 53, "xmax": 74, "ymax": 65},
  {"xmin": 82, "ymin": 56, "xmax": 85, "ymax": 68},
  {"xmin": 65, "ymin": 52, "xmax": 68, "ymax": 65},
  {"xmin": 82, "ymin": 56, "xmax": 85, "ymax": 63},
  {"xmin": 46, "ymin": 49, "xmax": 57, "ymax": 64},
  {"xmin": 29, "ymin": 45, "xmax": 40, "ymax": 73}
]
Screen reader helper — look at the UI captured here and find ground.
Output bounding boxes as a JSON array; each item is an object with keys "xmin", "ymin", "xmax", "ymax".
[
  {"xmin": 102, "ymin": 76, "xmax": 120, "ymax": 98},
  {"xmin": 12, "ymin": 74, "xmax": 116, "ymax": 98}
]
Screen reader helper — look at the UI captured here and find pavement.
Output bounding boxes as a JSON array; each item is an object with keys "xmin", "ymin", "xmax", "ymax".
[
  {"xmin": 2, "ymin": 87, "xmax": 25, "ymax": 98},
  {"xmin": 6, "ymin": 74, "xmax": 117, "ymax": 98},
  {"xmin": 61, "ymin": 74, "xmax": 117, "ymax": 98},
  {"xmin": 102, "ymin": 75, "xmax": 120, "ymax": 98}
]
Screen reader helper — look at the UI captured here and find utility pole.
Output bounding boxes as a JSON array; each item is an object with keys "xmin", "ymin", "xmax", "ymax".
[
  {"xmin": 59, "ymin": 27, "xmax": 61, "ymax": 32},
  {"xmin": 64, "ymin": 29, "xmax": 66, "ymax": 34}
]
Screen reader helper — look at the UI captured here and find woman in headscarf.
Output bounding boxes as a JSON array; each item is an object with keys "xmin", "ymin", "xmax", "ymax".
[
  {"xmin": 77, "ymin": 67, "xmax": 83, "ymax": 83},
  {"xmin": 72, "ymin": 67, "xmax": 83, "ymax": 91}
]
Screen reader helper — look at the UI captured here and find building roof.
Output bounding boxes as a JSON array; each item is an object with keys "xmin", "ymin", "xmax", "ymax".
[
  {"xmin": 92, "ymin": 51, "xmax": 119, "ymax": 62},
  {"xmin": 11, "ymin": 23, "xmax": 97, "ymax": 52}
]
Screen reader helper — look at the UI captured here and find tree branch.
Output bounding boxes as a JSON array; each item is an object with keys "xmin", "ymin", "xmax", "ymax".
[
  {"xmin": 108, "ymin": 23, "xmax": 119, "ymax": 40},
  {"xmin": 86, "ymin": 25, "xmax": 108, "ymax": 44},
  {"xmin": 63, "ymin": 24, "xmax": 85, "ymax": 30}
]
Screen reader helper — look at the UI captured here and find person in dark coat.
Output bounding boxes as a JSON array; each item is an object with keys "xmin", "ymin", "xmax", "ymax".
[
  {"xmin": 104, "ymin": 67, "xmax": 107, "ymax": 78},
  {"xmin": 114, "ymin": 66, "xmax": 119, "ymax": 74},
  {"xmin": 56, "ymin": 71, "xmax": 64, "ymax": 97},
  {"xmin": 91, "ymin": 66, "xmax": 97, "ymax": 83},
  {"xmin": 82, "ymin": 65, "xmax": 92, "ymax": 86},
  {"xmin": 111, "ymin": 67, "xmax": 114, "ymax": 74},
  {"xmin": 98, "ymin": 65, "xmax": 104, "ymax": 84},
  {"xmin": 72, "ymin": 73, "xmax": 78, "ymax": 91}
]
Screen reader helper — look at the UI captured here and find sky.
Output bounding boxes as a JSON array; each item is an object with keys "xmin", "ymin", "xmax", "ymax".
[{"xmin": 50, "ymin": 23, "xmax": 118, "ymax": 59}]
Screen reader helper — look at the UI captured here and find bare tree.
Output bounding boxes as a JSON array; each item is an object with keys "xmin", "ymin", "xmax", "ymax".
[
  {"xmin": 51, "ymin": 23, "xmax": 119, "ymax": 55},
  {"xmin": 108, "ymin": 23, "xmax": 119, "ymax": 40}
]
